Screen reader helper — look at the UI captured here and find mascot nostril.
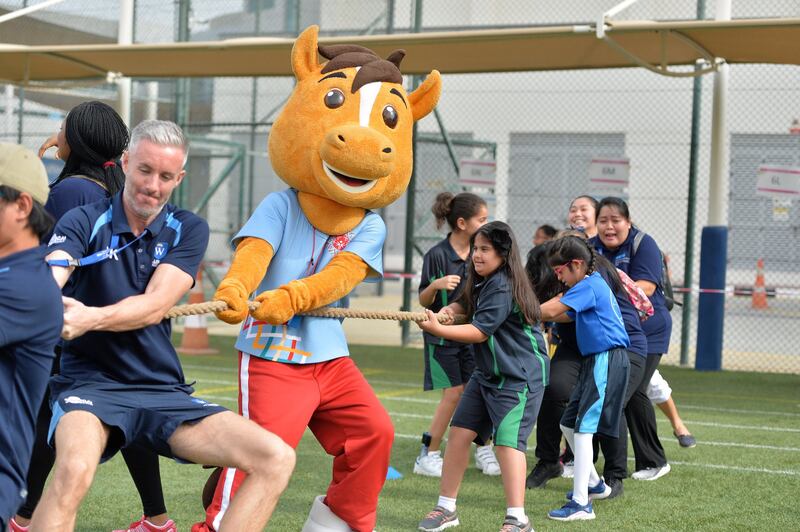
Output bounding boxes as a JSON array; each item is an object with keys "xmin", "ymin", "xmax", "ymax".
[{"xmin": 203, "ymin": 24, "xmax": 441, "ymax": 532}]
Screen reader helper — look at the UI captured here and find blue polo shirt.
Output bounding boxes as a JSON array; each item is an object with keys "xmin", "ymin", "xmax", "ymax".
[
  {"xmin": 590, "ymin": 229, "xmax": 673, "ymax": 354},
  {"xmin": 419, "ymin": 235, "xmax": 468, "ymax": 347},
  {"xmin": 0, "ymin": 246, "xmax": 63, "ymax": 520},
  {"xmin": 470, "ymin": 270, "xmax": 549, "ymax": 392},
  {"xmin": 560, "ymin": 272, "xmax": 630, "ymax": 357},
  {"xmin": 48, "ymin": 191, "xmax": 209, "ymax": 385},
  {"xmin": 45, "ymin": 177, "xmax": 107, "ymax": 230}
]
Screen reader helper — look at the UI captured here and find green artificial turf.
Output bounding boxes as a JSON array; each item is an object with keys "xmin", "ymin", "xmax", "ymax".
[{"xmin": 66, "ymin": 336, "xmax": 800, "ymax": 531}]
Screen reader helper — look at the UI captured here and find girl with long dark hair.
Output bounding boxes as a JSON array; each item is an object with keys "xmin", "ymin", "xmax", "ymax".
[{"xmin": 417, "ymin": 221, "xmax": 548, "ymax": 532}]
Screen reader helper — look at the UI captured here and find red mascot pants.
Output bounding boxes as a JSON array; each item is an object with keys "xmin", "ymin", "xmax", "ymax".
[{"xmin": 202, "ymin": 353, "xmax": 394, "ymax": 532}]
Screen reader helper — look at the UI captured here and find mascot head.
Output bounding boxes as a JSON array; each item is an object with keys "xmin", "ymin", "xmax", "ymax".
[{"xmin": 268, "ymin": 25, "xmax": 442, "ymax": 210}]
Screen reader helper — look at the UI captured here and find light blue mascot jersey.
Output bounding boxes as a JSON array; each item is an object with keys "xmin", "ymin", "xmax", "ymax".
[{"xmin": 233, "ymin": 189, "xmax": 385, "ymax": 364}]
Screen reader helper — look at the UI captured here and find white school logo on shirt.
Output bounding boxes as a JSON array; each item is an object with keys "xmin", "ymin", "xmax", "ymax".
[
  {"xmin": 48, "ymin": 234, "xmax": 66, "ymax": 246},
  {"xmin": 64, "ymin": 395, "xmax": 94, "ymax": 406},
  {"xmin": 154, "ymin": 242, "xmax": 168, "ymax": 259}
]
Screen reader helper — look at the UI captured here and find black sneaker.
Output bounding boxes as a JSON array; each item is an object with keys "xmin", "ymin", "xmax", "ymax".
[
  {"xmin": 525, "ymin": 461, "xmax": 563, "ymax": 489},
  {"xmin": 674, "ymin": 431, "xmax": 697, "ymax": 448},
  {"xmin": 606, "ymin": 477, "xmax": 624, "ymax": 499}
]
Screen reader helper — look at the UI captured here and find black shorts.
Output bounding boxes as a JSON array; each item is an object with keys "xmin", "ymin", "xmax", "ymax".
[
  {"xmin": 49, "ymin": 376, "xmax": 227, "ymax": 462},
  {"xmin": 423, "ymin": 342, "xmax": 475, "ymax": 390},
  {"xmin": 561, "ymin": 347, "xmax": 630, "ymax": 438},
  {"xmin": 450, "ymin": 376, "xmax": 544, "ymax": 452}
]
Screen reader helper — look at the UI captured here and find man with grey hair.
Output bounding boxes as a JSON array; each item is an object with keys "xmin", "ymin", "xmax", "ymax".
[{"xmin": 32, "ymin": 121, "xmax": 294, "ymax": 532}]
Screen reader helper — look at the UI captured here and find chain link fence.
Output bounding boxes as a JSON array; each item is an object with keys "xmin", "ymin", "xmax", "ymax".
[{"xmin": 1, "ymin": 0, "xmax": 798, "ymax": 373}]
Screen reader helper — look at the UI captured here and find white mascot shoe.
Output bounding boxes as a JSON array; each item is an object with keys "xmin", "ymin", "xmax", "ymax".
[{"xmin": 302, "ymin": 495, "xmax": 352, "ymax": 531}]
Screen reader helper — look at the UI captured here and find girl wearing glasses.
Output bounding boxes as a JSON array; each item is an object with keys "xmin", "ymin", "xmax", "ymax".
[{"xmin": 541, "ymin": 235, "xmax": 631, "ymax": 522}]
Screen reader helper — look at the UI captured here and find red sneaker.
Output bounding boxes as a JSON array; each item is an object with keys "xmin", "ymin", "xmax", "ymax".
[
  {"xmin": 191, "ymin": 522, "xmax": 214, "ymax": 532},
  {"xmin": 8, "ymin": 517, "xmax": 29, "ymax": 532},
  {"xmin": 112, "ymin": 516, "xmax": 177, "ymax": 532}
]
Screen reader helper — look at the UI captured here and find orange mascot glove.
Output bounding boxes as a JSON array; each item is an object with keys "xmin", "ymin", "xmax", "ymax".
[
  {"xmin": 213, "ymin": 237, "xmax": 274, "ymax": 324},
  {"xmin": 251, "ymin": 251, "xmax": 371, "ymax": 325}
]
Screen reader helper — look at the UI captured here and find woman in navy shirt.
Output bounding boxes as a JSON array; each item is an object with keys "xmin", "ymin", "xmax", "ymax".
[{"xmin": 591, "ymin": 197, "xmax": 671, "ymax": 481}]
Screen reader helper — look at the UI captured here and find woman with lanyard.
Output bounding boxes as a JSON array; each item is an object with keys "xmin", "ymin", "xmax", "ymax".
[
  {"xmin": 590, "ymin": 196, "xmax": 671, "ymax": 481},
  {"xmin": 10, "ymin": 101, "xmax": 177, "ymax": 532}
]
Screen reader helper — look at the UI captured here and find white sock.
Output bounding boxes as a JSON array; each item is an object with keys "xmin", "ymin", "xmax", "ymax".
[
  {"xmin": 506, "ymin": 507, "xmax": 527, "ymax": 523},
  {"xmin": 573, "ymin": 431, "xmax": 601, "ymax": 506},
  {"xmin": 437, "ymin": 495, "xmax": 457, "ymax": 512}
]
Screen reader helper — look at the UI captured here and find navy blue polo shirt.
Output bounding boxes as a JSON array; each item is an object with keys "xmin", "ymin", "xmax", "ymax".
[
  {"xmin": 560, "ymin": 272, "xmax": 630, "ymax": 357},
  {"xmin": 591, "ymin": 229, "xmax": 673, "ymax": 354},
  {"xmin": 48, "ymin": 191, "xmax": 209, "ymax": 385},
  {"xmin": 44, "ymin": 177, "xmax": 110, "ymax": 299},
  {"xmin": 45, "ymin": 177, "xmax": 107, "ymax": 229},
  {"xmin": 598, "ymin": 268, "xmax": 647, "ymax": 358},
  {"xmin": 470, "ymin": 270, "xmax": 549, "ymax": 392},
  {"xmin": 419, "ymin": 235, "xmax": 468, "ymax": 347},
  {"xmin": 0, "ymin": 246, "xmax": 63, "ymax": 520}
]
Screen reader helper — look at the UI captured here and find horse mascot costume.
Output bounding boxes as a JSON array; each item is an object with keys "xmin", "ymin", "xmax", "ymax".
[{"xmin": 193, "ymin": 25, "xmax": 441, "ymax": 532}]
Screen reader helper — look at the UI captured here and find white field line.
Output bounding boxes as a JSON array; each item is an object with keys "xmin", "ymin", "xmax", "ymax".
[
  {"xmin": 187, "ymin": 386, "xmax": 800, "ymax": 475},
  {"xmin": 189, "ymin": 378, "xmax": 800, "ymax": 432},
  {"xmin": 662, "ymin": 438, "xmax": 800, "ymax": 452},
  {"xmin": 655, "ymin": 418, "xmax": 800, "ymax": 433},
  {"xmin": 392, "ymin": 433, "xmax": 800, "ymax": 476},
  {"xmin": 679, "ymin": 404, "xmax": 800, "ymax": 418}
]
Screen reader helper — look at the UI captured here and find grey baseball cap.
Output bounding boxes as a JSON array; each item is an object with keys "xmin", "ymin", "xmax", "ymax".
[{"xmin": 0, "ymin": 142, "xmax": 50, "ymax": 205}]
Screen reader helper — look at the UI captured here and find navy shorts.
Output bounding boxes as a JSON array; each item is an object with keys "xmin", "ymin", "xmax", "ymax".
[
  {"xmin": 423, "ymin": 342, "xmax": 475, "ymax": 390},
  {"xmin": 450, "ymin": 375, "xmax": 544, "ymax": 452},
  {"xmin": 561, "ymin": 347, "xmax": 630, "ymax": 438},
  {"xmin": 48, "ymin": 376, "xmax": 227, "ymax": 462}
]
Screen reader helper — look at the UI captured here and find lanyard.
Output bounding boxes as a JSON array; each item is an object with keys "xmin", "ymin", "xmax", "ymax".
[{"xmin": 48, "ymin": 231, "xmax": 148, "ymax": 268}]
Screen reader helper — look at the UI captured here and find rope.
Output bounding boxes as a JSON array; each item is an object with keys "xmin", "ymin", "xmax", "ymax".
[{"xmin": 165, "ymin": 299, "xmax": 466, "ymax": 324}]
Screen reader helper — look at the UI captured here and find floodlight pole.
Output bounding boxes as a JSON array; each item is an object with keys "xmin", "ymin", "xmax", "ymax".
[
  {"xmin": 696, "ymin": 0, "xmax": 731, "ymax": 371},
  {"xmin": 401, "ymin": 0, "xmax": 424, "ymax": 347},
  {"xmin": 680, "ymin": 0, "xmax": 706, "ymax": 367},
  {"xmin": 117, "ymin": 0, "xmax": 134, "ymax": 126}
]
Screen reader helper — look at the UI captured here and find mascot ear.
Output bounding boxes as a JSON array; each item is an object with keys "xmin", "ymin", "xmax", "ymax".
[
  {"xmin": 409, "ymin": 70, "xmax": 442, "ymax": 122},
  {"xmin": 292, "ymin": 25, "xmax": 321, "ymax": 81}
]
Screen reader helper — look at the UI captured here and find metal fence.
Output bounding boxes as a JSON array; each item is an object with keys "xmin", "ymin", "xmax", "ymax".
[{"xmin": 1, "ymin": 0, "xmax": 798, "ymax": 373}]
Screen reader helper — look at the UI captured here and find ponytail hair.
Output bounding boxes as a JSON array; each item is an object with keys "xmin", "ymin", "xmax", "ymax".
[
  {"xmin": 525, "ymin": 240, "xmax": 564, "ymax": 302},
  {"xmin": 460, "ymin": 221, "xmax": 541, "ymax": 325},
  {"xmin": 53, "ymin": 101, "xmax": 129, "ymax": 195},
  {"xmin": 431, "ymin": 191, "xmax": 486, "ymax": 231}
]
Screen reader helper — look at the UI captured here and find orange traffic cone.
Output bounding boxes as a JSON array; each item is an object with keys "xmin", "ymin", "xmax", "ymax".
[
  {"xmin": 178, "ymin": 266, "xmax": 219, "ymax": 355},
  {"xmin": 751, "ymin": 258, "xmax": 768, "ymax": 310}
]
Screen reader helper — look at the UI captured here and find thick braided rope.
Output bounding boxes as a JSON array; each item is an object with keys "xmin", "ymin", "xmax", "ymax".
[{"xmin": 165, "ymin": 299, "xmax": 466, "ymax": 324}]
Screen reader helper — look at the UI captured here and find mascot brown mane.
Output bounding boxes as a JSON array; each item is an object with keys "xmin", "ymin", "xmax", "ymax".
[{"xmin": 195, "ymin": 25, "xmax": 441, "ymax": 532}]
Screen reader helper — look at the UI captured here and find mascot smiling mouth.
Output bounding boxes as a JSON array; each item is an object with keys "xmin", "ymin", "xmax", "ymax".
[{"xmin": 322, "ymin": 161, "xmax": 379, "ymax": 193}]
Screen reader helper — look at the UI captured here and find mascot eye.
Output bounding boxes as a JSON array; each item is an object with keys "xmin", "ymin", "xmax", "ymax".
[
  {"xmin": 382, "ymin": 105, "xmax": 398, "ymax": 129},
  {"xmin": 324, "ymin": 88, "xmax": 345, "ymax": 109}
]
